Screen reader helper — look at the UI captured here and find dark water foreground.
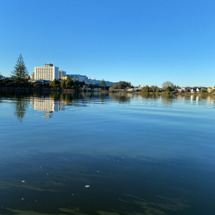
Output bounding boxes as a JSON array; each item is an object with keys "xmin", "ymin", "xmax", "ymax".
[{"xmin": 0, "ymin": 92, "xmax": 215, "ymax": 215}]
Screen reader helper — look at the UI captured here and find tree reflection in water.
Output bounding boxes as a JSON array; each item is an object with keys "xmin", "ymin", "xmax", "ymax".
[
  {"xmin": 0, "ymin": 91, "xmax": 214, "ymax": 122},
  {"xmin": 13, "ymin": 95, "xmax": 30, "ymax": 123}
]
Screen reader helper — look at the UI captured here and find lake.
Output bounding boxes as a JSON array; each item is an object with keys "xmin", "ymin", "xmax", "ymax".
[{"xmin": 0, "ymin": 92, "xmax": 215, "ymax": 215}]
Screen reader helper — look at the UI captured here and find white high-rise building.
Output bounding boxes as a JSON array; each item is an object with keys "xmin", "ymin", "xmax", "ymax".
[{"xmin": 32, "ymin": 63, "xmax": 66, "ymax": 81}]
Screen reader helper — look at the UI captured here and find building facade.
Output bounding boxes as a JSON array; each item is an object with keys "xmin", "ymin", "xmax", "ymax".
[
  {"xmin": 31, "ymin": 63, "xmax": 113, "ymax": 86},
  {"xmin": 59, "ymin": 70, "xmax": 66, "ymax": 80},
  {"xmin": 32, "ymin": 63, "xmax": 66, "ymax": 81},
  {"xmin": 65, "ymin": 74, "xmax": 89, "ymax": 82},
  {"xmin": 63, "ymin": 74, "xmax": 114, "ymax": 86}
]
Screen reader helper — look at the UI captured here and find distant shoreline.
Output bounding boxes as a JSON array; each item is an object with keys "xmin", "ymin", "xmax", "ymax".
[
  {"xmin": 0, "ymin": 87, "xmax": 214, "ymax": 97},
  {"xmin": 0, "ymin": 87, "xmax": 76, "ymax": 93}
]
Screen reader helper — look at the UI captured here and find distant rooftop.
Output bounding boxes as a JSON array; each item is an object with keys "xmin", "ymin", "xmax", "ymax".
[
  {"xmin": 45, "ymin": 63, "xmax": 53, "ymax": 67},
  {"xmin": 67, "ymin": 74, "xmax": 87, "ymax": 77}
]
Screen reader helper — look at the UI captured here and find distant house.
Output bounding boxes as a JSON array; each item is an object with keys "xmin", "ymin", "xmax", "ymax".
[
  {"xmin": 177, "ymin": 88, "xmax": 183, "ymax": 93},
  {"xmin": 127, "ymin": 88, "xmax": 133, "ymax": 92},
  {"xmin": 196, "ymin": 88, "xmax": 201, "ymax": 93},
  {"xmin": 191, "ymin": 89, "xmax": 196, "ymax": 93},
  {"xmin": 133, "ymin": 87, "xmax": 142, "ymax": 91},
  {"xmin": 127, "ymin": 87, "xmax": 141, "ymax": 92},
  {"xmin": 181, "ymin": 87, "xmax": 191, "ymax": 92},
  {"xmin": 181, "ymin": 87, "xmax": 187, "ymax": 92},
  {"xmin": 207, "ymin": 87, "xmax": 215, "ymax": 93}
]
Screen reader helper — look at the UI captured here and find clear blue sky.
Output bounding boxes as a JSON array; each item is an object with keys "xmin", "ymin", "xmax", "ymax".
[{"xmin": 0, "ymin": 0, "xmax": 214, "ymax": 87}]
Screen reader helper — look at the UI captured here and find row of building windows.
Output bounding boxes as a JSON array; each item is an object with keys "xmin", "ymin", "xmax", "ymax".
[{"xmin": 36, "ymin": 70, "xmax": 53, "ymax": 72}]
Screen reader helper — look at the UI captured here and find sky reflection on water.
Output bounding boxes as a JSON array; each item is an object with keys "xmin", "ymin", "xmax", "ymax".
[{"xmin": 0, "ymin": 92, "xmax": 215, "ymax": 215}]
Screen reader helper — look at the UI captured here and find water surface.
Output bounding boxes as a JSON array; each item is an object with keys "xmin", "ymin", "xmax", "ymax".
[{"xmin": 0, "ymin": 92, "xmax": 215, "ymax": 215}]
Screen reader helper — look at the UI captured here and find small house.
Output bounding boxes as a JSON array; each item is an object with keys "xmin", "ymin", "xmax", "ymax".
[{"xmin": 196, "ymin": 88, "xmax": 201, "ymax": 93}]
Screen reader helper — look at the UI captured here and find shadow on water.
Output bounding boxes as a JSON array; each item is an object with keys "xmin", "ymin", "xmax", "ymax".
[
  {"xmin": 0, "ymin": 152, "xmax": 215, "ymax": 215},
  {"xmin": 0, "ymin": 154, "xmax": 195, "ymax": 215}
]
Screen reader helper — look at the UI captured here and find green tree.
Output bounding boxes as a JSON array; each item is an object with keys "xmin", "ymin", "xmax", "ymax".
[
  {"xmin": 200, "ymin": 88, "xmax": 207, "ymax": 93},
  {"xmin": 49, "ymin": 79, "xmax": 61, "ymax": 89},
  {"xmin": 162, "ymin": 81, "xmax": 174, "ymax": 90},
  {"xmin": 33, "ymin": 82, "xmax": 43, "ymax": 88},
  {"xmin": 66, "ymin": 77, "xmax": 74, "ymax": 89},
  {"xmin": 119, "ymin": 81, "xmax": 131, "ymax": 89},
  {"xmin": 12, "ymin": 54, "xmax": 28, "ymax": 81},
  {"xmin": 112, "ymin": 83, "xmax": 119, "ymax": 89},
  {"xmin": 61, "ymin": 80, "xmax": 66, "ymax": 89},
  {"xmin": 166, "ymin": 86, "xmax": 173, "ymax": 92},
  {"xmin": 100, "ymin": 79, "xmax": 106, "ymax": 89},
  {"xmin": 74, "ymin": 80, "xmax": 80, "ymax": 90},
  {"xmin": 150, "ymin": 85, "xmax": 159, "ymax": 92},
  {"xmin": 142, "ymin": 85, "xmax": 150, "ymax": 93}
]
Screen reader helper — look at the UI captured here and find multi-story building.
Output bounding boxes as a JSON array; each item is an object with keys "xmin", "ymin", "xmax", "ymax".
[
  {"xmin": 63, "ymin": 74, "xmax": 114, "ymax": 86},
  {"xmin": 32, "ymin": 63, "xmax": 66, "ymax": 81},
  {"xmin": 31, "ymin": 64, "xmax": 114, "ymax": 86},
  {"xmin": 59, "ymin": 70, "xmax": 66, "ymax": 80},
  {"xmin": 65, "ymin": 74, "xmax": 89, "ymax": 82}
]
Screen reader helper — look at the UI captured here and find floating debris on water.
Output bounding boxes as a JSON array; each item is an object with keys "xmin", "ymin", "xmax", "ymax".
[
  {"xmin": 85, "ymin": 185, "xmax": 90, "ymax": 188},
  {"xmin": 21, "ymin": 180, "xmax": 25, "ymax": 183},
  {"xmin": 21, "ymin": 198, "xmax": 24, "ymax": 201}
]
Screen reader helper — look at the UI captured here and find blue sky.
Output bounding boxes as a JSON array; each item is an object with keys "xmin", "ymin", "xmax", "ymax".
[{"xmin": 0, "ymin": 0, "xmax": 214, "ymax": 87}]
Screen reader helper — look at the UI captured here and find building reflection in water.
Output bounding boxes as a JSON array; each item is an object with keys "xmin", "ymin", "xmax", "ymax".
[
  {"xmin": 32, "ymin": 97, "xmax": 65, "ymax": 119},
  {"xmin": 31, "ymin": 94, "xmax": 215, "ymax": 118}
]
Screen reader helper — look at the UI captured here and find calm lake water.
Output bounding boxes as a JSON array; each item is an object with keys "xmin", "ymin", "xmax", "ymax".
[{"xmin": 0, "ymin": 92, "xmax": 215, "ymax": 215}]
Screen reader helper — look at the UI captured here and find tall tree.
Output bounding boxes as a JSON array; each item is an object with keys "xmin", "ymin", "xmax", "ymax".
[
  {"xmin": 49, "ymin": 79, "xmax": 61, "ymax": 89},
  {"xmin": 142, "ymin": 85, "xmax": 150, "ymax": 93},
  {"xmin": 100, "ymin": 79, "xmax": 106, "ymax": 89},
  {"xmin": 12, "ymin": 54, "xmax": 28, "ymax": 80},
  {"xmin": 162, "ymin": 81, "xmax": 174, "ymax": 89},
  {"xmin": 61, "ymin": 80, "xmax": 66, "ymax": 89},
  {"xmin": 119, "ymin": 81, "xmax": 131, "ymax": 89},
  {"xmin": 66, "ymin": 77, "xmax": 74, "ymax": 89}
]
